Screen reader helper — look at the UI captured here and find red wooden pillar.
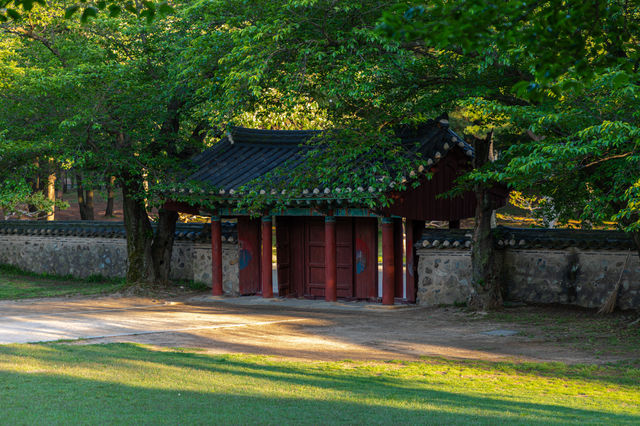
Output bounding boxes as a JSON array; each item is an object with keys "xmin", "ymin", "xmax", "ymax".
[
  {"xmin": 393, "ymin": 218, "xmax": 404, "ymax": 300},
  {"xmin": 325, "ymin": 216, "xmax": 337, "ymax": 302},
  {"xmin": 261, "ymin": 216, "xmax": 273, "ymax": 298},
  {"xmin": 381, "ymin": 217, "xmax": 395, "ymax": 305},
  {"xmin": 211, "ymin": 215, "xmax": 223, "ymax": 296}
]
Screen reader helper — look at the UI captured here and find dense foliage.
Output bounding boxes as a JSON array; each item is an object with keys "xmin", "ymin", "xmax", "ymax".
[{"xmin": 384, "ymin": 1, "xmax": 640, "ymax": 241}]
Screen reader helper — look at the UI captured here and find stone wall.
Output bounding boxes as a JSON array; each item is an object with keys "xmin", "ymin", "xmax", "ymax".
[
  {"xmin": 0, "ymin": 223, "xmax": 239, "ymax": 294},
  {"xmin": 416, "ymin": 228, "xmax": 640, "ymax": 310}
]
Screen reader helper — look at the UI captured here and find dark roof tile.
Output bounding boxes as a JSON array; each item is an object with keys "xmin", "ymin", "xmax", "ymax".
[{"xmin": 185, "ymin": 122, "xmax": 473, "ymax": 198}]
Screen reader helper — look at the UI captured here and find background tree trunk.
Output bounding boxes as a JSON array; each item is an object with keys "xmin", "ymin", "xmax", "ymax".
[
  {"xmin": 76, "ymin": 174, "xmax": 95, "ymax": 220},
  {"xmin": 61, "ymin": 169, "xmax": 68, "ymax": 194},
  {"xmin": 45, "ymin": 166, "xmax": 56, "ymax": 221},
  {"xmin": 105, "ymin": 176, "xmax": 116, "ymax": 217},
  {"xmin": 469, "ymin": 130, "xmax": 503, "ymax": 310}
]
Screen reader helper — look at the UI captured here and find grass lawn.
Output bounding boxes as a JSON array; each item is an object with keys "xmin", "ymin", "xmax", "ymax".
[
  {"xmin": 0, "ymin": 343, "xmax": 638, "ymax": 425},
  {"xmin": 484, "ymin": 306, "xmax": 640, "ymax": 357},
  {"xmin": 0, "ymin": 265, "xmax": 125, "ymax": 300}
]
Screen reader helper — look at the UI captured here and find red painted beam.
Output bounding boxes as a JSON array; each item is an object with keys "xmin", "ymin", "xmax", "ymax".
[
  {"xmin": 381, "ymin": 217, "xmax": 395, "ymax": 305},
  {"xmin": 261, "ymin": 216, "xmax": 273, "ymax": 298},
  {"xmin": 211, "ymin": 216, "xmax": 223, "ymax": 296},
  {"xmin": 324, "ymin": 216, "xmax": 337, "ymax": 302}
]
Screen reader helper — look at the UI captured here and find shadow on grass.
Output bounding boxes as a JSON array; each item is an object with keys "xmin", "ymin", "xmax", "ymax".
[{"xmin": 0, "ymin": 343, "xmax": 637, "ymax": 424}]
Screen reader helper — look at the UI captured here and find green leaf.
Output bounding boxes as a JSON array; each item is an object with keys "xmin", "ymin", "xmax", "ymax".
[
  {"xmin": 64, "ymin": 5, "xmax": 80, "ymax": 19},
  {"xmin": 158, "ymin": 1, "xmax": 173, "ymax": 15},
  {"xmin": 107, "ymin": 4, "xmax": 121, "ymax": 17},
  {"xmin": 80, "ymin": 5, "xmax": 98, "ymax": 23},
  {"xmin": 124, "ymin": 1, "xmax": 137, "ymax": 14},
  {"xmin": 611, "ymin": 72, "xmax": 629, "ymax": 89},
  {"xmin": 6, "ymin": 8, "xmax": 21, "ymax": 20}
]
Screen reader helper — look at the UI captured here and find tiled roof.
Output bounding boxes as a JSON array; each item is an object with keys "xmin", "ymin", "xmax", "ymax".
[
  {"xmin": 0, "ymin": 221, "xmax": 237, "ymax": 242},
  {"xmin": 416, "ymin": 226, "xmax": 636, "ymax": 250},
  {"xmin": 183, "ymin": 119, "xmax": 473, "ymax": 200}
]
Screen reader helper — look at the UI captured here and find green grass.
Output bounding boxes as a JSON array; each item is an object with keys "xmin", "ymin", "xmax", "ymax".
[
  {"xmin": 484, "ymin": 306, "xmax": 640, "ymax": 356},
  {"xmin": 0, "ymin": 264, "xmax": 125, "ymax": 300},
  {"xmin": 0, "ymin": 343, "xmax": 638, "ymax": 424}
]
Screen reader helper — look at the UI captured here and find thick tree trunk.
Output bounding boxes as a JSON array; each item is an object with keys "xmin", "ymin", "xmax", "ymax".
[
  {"xmin": 122, "ymin": 178, "xmax": 156, "ymax": 284},
  {"xmin": 105, "ymin": 176, "xmax": 116, "ymax": 217},
  {"xmin": 469, "ymin": 130, "xmax": 503, "ymax": 310},
  {"xmin": 151, "ymin": 208, "xmax": 179, "ymax": 284}
]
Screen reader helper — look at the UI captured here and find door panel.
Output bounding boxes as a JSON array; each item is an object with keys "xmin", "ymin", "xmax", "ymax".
[
  {"xmin": 276, "ymin": 217, "xmax": 305, "ymax": 297},
  {"xmin": 354, "ymin": 218, "xmax": 378, "ymax": 300},
  {"xmin": 336, "ymin": 218, "xmax": 354, "ymax": 299},
  {"xmin": 238, "ymin": 217, "xmax": 261, "ymax": 295},
  {"xmin": 305, "ymin": 218, "xmax": 326, "ymax": 297},
  {"xmin": 276, "ymin": 217, "xmax": 291, "ymax": 297}
]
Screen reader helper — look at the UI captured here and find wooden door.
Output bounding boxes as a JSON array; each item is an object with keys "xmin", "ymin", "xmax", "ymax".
[
  {"xmin": 354, "ymin": 218, "xmax": 378, "ymax": 300},
  {"xmin": 238, "ymin": 217, "xmax": 261, "ymax": 295},
  {"xmin": 336, "ymin": 218, "xmax": 354, "ymax": 299},
  {"xmin": 304, "ymin": 217, "xmax": 326, "ymax": 298},
  {"xmin": 276, "ymin": 217, "xmax": 305, "ymax": 297},
  {"xmin": 276, "ymin": 217, "xmax": 292, "ymax": 297}
]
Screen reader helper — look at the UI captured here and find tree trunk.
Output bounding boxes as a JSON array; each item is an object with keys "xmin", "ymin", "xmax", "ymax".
[
  {"xmin": 122, "ymin": 177, "xmax": 156, "ymax": 284},
  {"xmin": 85, "ymin": 189, "xmax": 95, "ymax": 220},
  {"xmin": 76, "ymin": 174, "xmax": 95, "ymax": 220},
  {"xmin": 151, "ymin": 208, "xmax": 179, "ymax": 284},
  {"xmin": 105, "ymin": 176, "xmax": 116, "ymax": 217},
  {"xmin": 469, "ymin": 130, "xmax": 503, "ymax": 310},
  {"xmin": 76, "ymin": 175, "xmax": 87, "ymax": 220},
  {"xmin": 46, "ymin": 168, "xmax": 56, "ymax": 221}
]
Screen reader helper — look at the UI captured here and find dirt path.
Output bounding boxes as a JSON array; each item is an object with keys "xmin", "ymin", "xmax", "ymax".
[{"xmin": 1, "ymin": 294, "xmax": 633, "ymax": 364}]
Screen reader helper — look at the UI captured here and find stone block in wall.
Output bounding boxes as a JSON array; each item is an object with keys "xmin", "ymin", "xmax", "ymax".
[
  {"xmin": 189, "ymin": 244, "xmax": 239, "ymax": 295},
  {"xmin": 416, "ymin": 249, "xmax": 472, "ymax": 306}
]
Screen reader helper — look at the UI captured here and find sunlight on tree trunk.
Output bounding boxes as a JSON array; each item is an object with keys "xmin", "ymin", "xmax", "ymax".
[{"xmin": 45, "ymin": 165, "xmax": 56, "ymax": 221}]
